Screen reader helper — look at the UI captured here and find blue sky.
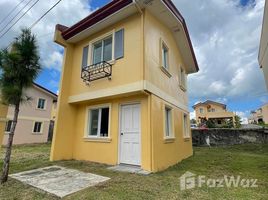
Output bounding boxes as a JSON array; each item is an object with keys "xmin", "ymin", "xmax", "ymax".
[{"xmin": 0, "ymin": 0, "xmax": 266, "ymax": 122}]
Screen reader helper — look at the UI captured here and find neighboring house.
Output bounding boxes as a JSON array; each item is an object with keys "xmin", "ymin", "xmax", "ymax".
[
  {"xmin": 248, "ymin": 103, "xmax": 268, "ymax": 124},
  {"xmin": 259, "ymin": 0, "xmax": 268, "ymax": 89},
  {"xmin": 193, "ymin": 100, "xmax": 235, "ymax": 126},
  {"xmin": 1, "ymin": 83, "xmax": 57, "ymax": 145},
  {"xmin": 51, "ymin": 0, "xmax": 199, "ymax": 172}
]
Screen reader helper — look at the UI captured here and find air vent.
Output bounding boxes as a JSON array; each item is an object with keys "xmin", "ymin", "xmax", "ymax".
[{"xmin": 144, "ymin": 0, "xmax": 154, "ymax": 5}]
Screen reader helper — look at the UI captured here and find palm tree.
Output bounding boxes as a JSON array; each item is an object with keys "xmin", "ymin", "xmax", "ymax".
[{"xmin": 0, "ymin": 28, "xmax": 40, "ymax": 184}]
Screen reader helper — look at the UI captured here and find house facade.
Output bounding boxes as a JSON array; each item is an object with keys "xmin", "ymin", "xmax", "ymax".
[
  {"xmin": 1, "ymin": 83, "xmax": 57, "ymax": 145},
  {"xmin": 0, "ymin": 104, "xmax": 8, "ymax": 144},
  {"xmin": 51, "ymin": 0, "xmax": 198, "ymax": 172},
  {"xmin": 248, "ymin": 103, "xmax": 268, "ymax": 124},
  {"xmin": 259, "ymin": 0, "xmax": 268, "ymax": 89},
  {"xmin": 193, "ymin": 100, "xmax": 235, "ymax": 126}
]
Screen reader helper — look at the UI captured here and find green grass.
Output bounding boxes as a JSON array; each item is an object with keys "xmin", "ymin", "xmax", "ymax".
[{"xmin": 0, "ymin": 143, "xmax": 268, "ymax": 200}]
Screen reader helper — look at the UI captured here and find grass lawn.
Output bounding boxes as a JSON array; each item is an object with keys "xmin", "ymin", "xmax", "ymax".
[{"xmin": 0, "ymin": 143, "xmax": 267, "ymax": 200}]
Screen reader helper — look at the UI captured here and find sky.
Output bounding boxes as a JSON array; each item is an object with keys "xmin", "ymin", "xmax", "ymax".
[{"xmin": 0, "ymin": 0, "xmax": 266, "ymax": 123}]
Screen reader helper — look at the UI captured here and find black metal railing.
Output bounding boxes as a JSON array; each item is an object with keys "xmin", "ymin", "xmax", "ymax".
[{"xmin": 81, "ymin": 61, "xmax": 112, "ymax": 84}]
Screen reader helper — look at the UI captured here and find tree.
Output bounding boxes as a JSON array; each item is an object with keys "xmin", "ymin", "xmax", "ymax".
[
  {"xmin": 190, "ymin": 118, "xmax": 197, "ymax": 124},
  {"xmin": 234, "ymin": 115, "xmax": 242, "ymax": 128},
  {"xmin": 0, "ymin": 29, "xmax": 40, "ymax": 184}
]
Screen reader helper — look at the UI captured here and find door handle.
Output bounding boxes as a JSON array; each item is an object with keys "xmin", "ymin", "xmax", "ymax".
[{"xmin": 121, "ymin": 132, "xmax": 124, "ymax": 135}]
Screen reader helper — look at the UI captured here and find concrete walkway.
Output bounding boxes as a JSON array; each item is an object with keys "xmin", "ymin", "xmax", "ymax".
[{"xmin": 10, "ymin": 166, "xmax": 110, "ymax": 198}]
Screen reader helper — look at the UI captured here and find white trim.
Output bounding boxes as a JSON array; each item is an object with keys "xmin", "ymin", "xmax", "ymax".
[
  {"xmin": 118, "ymin": 103, "xmax": 141, "ymax": 166},
  {"xmin": 84, "ymin": 103, "xmax": 112, "ymax": 139},
  {"xmin": 88, "ymin": 30, "xmax": 115, "ymax": 65},
  {"xmin": 163, "ymin": 104, "xmax": 174, "ymax": 139},
  {"xmin": 6, "ymin": 115, "xmax": 50, "ymax": 122},
  {"xmin": 32, "ymin": 121, "xmax": 44, "ymax": 134},
  {"xmin": 68, "ymin": 80, "xmax": 189, "ymax": 112},
  {"xmin": 183, "ymin": 113, "xmax": 190, "ymax": 138}
]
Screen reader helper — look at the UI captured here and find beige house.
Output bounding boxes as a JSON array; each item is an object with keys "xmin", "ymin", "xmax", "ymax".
[
  {"xmin": 259, "ymin": 0, "xmax": 268, "ymax": 88},
  {"xmin": 1, "ymin": 83, "xmax": 57, "ymax": 145},
  {"xmin": 248, "ymin": 103, "xmax": 268, "ymax": 124},
  {"xmin": 193, "ymin": 100, "xmax": 235, "ymax": 125}
]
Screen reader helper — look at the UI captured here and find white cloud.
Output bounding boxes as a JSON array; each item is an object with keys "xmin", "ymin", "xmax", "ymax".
[
  {"xmin": 190, "ymin": 111, "xmax": 196, "ymax": 120},
  {"xmin": 0, "ymin": 0, "xmax": 92, "ymax": 71},
  {"xmin": 234, "ymin": 110, "xmax": 250, "ymax": 124},
  {"xmin": 174, "ymin": 0, "xmax": 267, "ymax": 101}
]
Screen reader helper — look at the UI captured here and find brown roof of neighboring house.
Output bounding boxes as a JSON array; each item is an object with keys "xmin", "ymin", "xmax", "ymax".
[
  {"xmin": 56, "ymin": 0, "xmax": 199, "ymax": 71},
  {"xmin": 193, "ymin": 100, "xmax": 226, "ymax": 109}
]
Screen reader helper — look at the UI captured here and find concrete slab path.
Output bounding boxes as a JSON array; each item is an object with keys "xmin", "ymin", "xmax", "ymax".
[{"xmin": 10, "ymin": 165, "xmax": 110, "ymax": 198}]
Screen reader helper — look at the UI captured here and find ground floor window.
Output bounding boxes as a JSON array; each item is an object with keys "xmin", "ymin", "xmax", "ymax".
[
  {"xmin": 5, "ymin": 120, "xmax": 12, "ymax": 132},
  {"xmin": 165, "ymin": 106, "xmax": 172, "ymax": 138},
  {"xmin": 33, "ymin": 122, "xmax": 43, "ymax": 133},
  {"xmin": 88, "ymin": 106, "xmax": 110, "ymax": 137},
  {"xmin": 183, "ymin": 113, "xmax": 190, "ymax": 138}
]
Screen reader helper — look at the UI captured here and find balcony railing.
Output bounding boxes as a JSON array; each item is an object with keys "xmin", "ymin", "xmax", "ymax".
[{"xmin": 81, "ymin": 61, "xmax": 112, "ymax": 84}]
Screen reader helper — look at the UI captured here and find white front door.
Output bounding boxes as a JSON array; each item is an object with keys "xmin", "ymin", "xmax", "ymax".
[{"xmin": 120, "ymin": 104, "xmax": 141, "ymax": 166}]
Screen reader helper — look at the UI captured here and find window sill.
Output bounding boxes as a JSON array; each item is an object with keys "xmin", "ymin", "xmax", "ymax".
[
  {"xmin": 83, "ymin": 137, "xmax": 112, "ymax": 143},
  {"xmin": 184, "ymin": 137, "xmax": 191, "ymax": 142},
  {"xmin": 32, "ymin": 132, "xmax": 43, "ymax": 135},
  {"xmin": 36, "ymin": 108, "xmax": 46, "ymax": 111},
  {"xmin": 163, "ymin": 137, "xmax": 175, "ymax": 143},
  {"xmin": 160, "ymin": 66, "xmax": 172, "ymax": 78}
]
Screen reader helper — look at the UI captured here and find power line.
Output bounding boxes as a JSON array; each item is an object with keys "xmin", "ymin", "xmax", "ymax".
[
  {"xmin": 0, "ymin": 0, "xmax": 28, "ymax": 26},
  {"xmin": 0, "ymin": 0, "xmax": 40, "ymax": 39},
  {"xmin": 4, "ymin": 0, "xmax": 63, "ymax": 49},
  {"xmin": 29, "ymin": 0, "xmax": 63, "ymax": 29},
  {"xmin": 0, "ymin": 0, "xmax": 34, "ymax": 34}
]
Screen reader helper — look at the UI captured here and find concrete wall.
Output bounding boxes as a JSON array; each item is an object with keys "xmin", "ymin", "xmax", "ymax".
[{"xmin": 192, "ymin": 128, "xmax": 268, "ymax": 146}]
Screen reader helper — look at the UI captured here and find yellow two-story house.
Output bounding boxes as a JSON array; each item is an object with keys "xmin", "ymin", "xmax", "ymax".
[
  {"xmin": 0, "ymin": 103, "xmax": 8, "ymax": 145},
  {"xmin": 51, "ymin": 0, "xmax": 199, "ymax": 172},
  {"xmin": 193, "ymin": 100, "xmax": 235, "ymax": 126}
]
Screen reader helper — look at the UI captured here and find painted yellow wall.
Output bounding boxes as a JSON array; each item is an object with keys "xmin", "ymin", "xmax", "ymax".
[
  {"xmin": 69, "ymin": 13, "xmax": 143, "ymax": 97},
  {"xmin": 0, "ymin": 104, "xmax": 8, "ymax": 145},
  {"xmin": 144, "ymin": 10, "xmax": 188, "ymax": 105},
  {"xmin": 151, "ymin": 95, "xmax": 192, "ymax": 172},
  {"xmin": 71, "ymin": 94, "xmax": 151, "ymax": 171},
  {"xmin": 51, "ymin": 9, "xmax": 193, "ymax": 172}
]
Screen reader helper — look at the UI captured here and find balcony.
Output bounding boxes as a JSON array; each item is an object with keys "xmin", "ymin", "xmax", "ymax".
[{"xmin": 81, "ymin": 61, "xmax": 112, "ymax": 84}]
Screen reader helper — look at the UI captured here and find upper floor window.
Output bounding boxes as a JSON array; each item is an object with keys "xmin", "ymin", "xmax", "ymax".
[
  {"xmin": 162, "ymin": 43, "xmax": 169, "ymax": 70},
  {"xmin": 81, "ymin": 29, "xmax": 124, "ymax": 69},
  {"xmin": 212, "ymin": 108, "xmax": 216, "ymax": 112},
  {"xmin": 37, "ymin": 98, "xmax": 46, "ymax": 110},
  {"xmin": 87, "ymin": 105, "xmax": 110, "ymax": 138},
  {"xmin": 199, "ymin": 108, "xmax": 204, "ymax": 113},
  {"xmin": 180, "ymin": 67, "xmax": 187, "ymax": 91},
  {"xmin": 92, "ymin": 35, "xmax": 113, "ymax": 64}
]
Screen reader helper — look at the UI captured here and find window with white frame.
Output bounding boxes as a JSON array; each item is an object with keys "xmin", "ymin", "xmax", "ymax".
[
  {"xmin": 180, "ymin": 67, "xmax": 187, "ymax": 90},
  {"xmin": 165, "ymin": 106, "xmax": 172, "ymax": 138},
  {"xmin": 92, "ymin": 35, "xmax": 113, "ymax": 64},
  {"xmin": 88, "ymin": 106, "xmax": 110, "ymax": 137},
  {"xmin": 5, "ymin": 120, "xmax": 12, "ymax": 132},
  {"xmin": 162, "ymin": 43, "xmax": 169, "ymax": 70},
  {"xmin": 183, "ymin": 113, "xmax": 190, "ymax": 138},
  {"xmin": 199, "ymin": 108, "xmax": 204, "ymax": 113},
  {"xmin": 37, "ymin": 98, "xmax": 46, "ymax": 109},
  {"xmin": 33, "ymin": 122, "xmax": 42, "ymax": 133}
]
